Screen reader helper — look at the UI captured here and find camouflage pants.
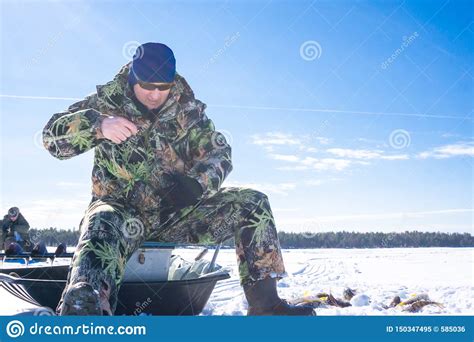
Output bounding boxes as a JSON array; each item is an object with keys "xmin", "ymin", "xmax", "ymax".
[{"xmin": 57, "ymin": 187, "xmax": 286, "ymax": 315}]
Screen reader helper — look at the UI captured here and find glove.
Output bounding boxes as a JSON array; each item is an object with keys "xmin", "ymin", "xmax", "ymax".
[
  {"xmin": 2, "ymin": 220, "xmax": 11, "ymax": 234},
  {"xmin": 160, "ymin": 173, "xmax": 204, "ymax": 209}
]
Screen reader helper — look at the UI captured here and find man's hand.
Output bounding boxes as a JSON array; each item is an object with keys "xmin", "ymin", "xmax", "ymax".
[{"xmin": 101, "ymin": 116, "xmax": 138, "ymax": 144}]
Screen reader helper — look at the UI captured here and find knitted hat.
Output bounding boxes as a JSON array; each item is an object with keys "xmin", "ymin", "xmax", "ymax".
[
  {"xmin": 128, "ymin": 42, "xmax": 176, "ymax": 86},
  {"xmin": 8, "ymin": 207, "xmax": 19, "ymax": 218}
]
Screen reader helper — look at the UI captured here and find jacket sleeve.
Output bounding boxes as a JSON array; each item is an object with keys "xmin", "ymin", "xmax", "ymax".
[
  {"xmin": 1, "ymin": 217, "xmax": 9, "ymax": 232},
  {"xmin": 43, "ymin": 93, "xmax": 107, "ymax": 159},
  {"xmin": 185, "ymin": 113, "xmax": 233, "ymax": 196}
]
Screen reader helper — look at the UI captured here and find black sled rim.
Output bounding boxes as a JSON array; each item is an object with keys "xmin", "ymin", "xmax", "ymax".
[{"xmin": 0, "ymin": 266, "xmax": 229, "ymax": 315}]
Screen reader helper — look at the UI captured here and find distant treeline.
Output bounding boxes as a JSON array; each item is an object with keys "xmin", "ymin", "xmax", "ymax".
[
  {"xmin": 29, "ymin": 228, "xmax": 80, "ymax": 247},
  {"xmin": 277, "ymin": 231, "xmax": 474, "ymax": 248},
  {"xmin": 29, "ymin": 228, "xmax": 473, "ymax": 248}
]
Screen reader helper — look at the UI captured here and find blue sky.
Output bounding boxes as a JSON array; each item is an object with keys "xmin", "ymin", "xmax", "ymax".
[{"xmin": 0, "ymin": 0, "xmax": 472, "ymax": 233}]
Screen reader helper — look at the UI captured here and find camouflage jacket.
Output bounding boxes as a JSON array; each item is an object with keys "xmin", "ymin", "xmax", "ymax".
[
  {"xmin": 43, "ymin": 64, "xmax": 232, "ymax": 213},
  {"xmin": 1, "ymin": 213, "xmax": 30, "ymax": 236}
]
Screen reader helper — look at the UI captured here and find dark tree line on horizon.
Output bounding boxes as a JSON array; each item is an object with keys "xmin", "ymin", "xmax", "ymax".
[
  {"xmin": 277, "ymin": 230, "xmax": 474, "ymax": 248},
  {"xmin": 28, "ymin": 228, "xmax": 473, "ymax": 249}
]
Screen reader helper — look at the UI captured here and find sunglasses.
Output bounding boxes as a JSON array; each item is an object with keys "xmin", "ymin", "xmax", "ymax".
[{"xmin": 138, "ymin": 80, "xmax": 174, "ymax": 91}]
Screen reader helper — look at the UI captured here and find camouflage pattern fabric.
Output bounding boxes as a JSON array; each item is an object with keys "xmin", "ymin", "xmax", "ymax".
[
  {"xmin": 43, "ymin": 64, "xmax": 286, "ymax": 315},
  {"xmin": 43, "ymin": 63, "xmax": 231, "ymax": 202}
]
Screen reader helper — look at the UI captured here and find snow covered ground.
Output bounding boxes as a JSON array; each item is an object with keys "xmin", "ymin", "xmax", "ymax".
[
  {"xmin": 201, "ymin": 247, "xmax": 474, "ymax": 316},
  {"xmin": 0, "ymin": 247, "xmax": 472, "ymax": 316}
]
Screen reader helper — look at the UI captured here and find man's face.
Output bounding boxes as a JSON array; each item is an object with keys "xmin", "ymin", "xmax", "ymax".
[
  {"xmin": 10, "ymin": 215, "xmax": 18, "ymax": 222},
  {"xmin": 133, "ymin": 83, "xmax": 171, "ymax": 110}
]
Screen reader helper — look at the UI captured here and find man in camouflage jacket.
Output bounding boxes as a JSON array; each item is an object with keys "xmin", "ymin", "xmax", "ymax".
[
  {"xmin": 43, "ymin": 43, "xmax": 314, "ymax": 316},
  {"xmin": 1, "ymin": 207, "xmax": 31, "ymax": 251}
]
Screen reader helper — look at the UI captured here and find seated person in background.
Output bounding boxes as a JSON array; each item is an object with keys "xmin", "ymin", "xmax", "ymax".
[
  {"xmin": 4, "ymin": 242, "xmax": 25, "ymax": 256},
  {"xmin": 1, "ymin": 207, "xmax": 31, "ymax": 251}
]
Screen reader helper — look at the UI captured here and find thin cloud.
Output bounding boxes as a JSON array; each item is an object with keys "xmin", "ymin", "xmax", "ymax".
[
  {"xmin": 253, "ymin": 132, "xmax": 410, "ymax": 173},
  {"xmin": 251, "ymin": 132, "xmax": 303, "ymax": 146},
  {"xmin": 250, "ymin": 132, "xmax": 321, "ymax": 153},
  {"xmin": 303, "ymin": 146, "xmax": 318, "ymax": 153},
  {"xmin": 328, "ymin": 148, "xmax": 383, "ymax": 159},
  {"xmin": 418, "ymin": 142, "xmax": 474, "ymax": 159},
  {"xmin": 304, "ymin": 179, "xmax": 324, "ymax": 186},
  {"xmin": 269, "ymin": 154, "xmax": 300, "ymax": 162},
  {"xmin": 302, "ymin": 157, "xmax": 352, "ymax": 171},
  {"xmin": 312, "ymin": 158, "xmax": 352, "ymax": 171},
  {"xmin": 314, "ymin": 137, "xmax": 331, "ymax": 145},
  {"xmin": 276, "ymin": 158, "xmax": 352, "ymax": 172},
  {"xmin": 440, "ymin": 132, "xmax": 462, "ymax": 139},
  {"xmin": 327, "ymin": 148, "xmax": 409, "ymax": 160},
  {"xmin": 277, "ymin": 165, "xmax": 310, "ymax": 171},
  {"xmin": 381, "ymin": 155, "xmax": 409, "ymax": 160}
]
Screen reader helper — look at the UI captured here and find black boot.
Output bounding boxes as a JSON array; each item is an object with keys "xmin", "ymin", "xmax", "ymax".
[
  {"xmin": 243, "ymin": 277, "xmax": 316, "ymax": 316},
  {"xmin": 58, "ymin": 282, "xmax": 102, "ymax": 316}
]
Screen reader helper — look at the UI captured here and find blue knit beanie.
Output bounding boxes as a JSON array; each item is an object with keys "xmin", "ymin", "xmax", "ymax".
[{"xmin": 128, "ymin": 42, "xmax": 176, "ymax": 86}]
